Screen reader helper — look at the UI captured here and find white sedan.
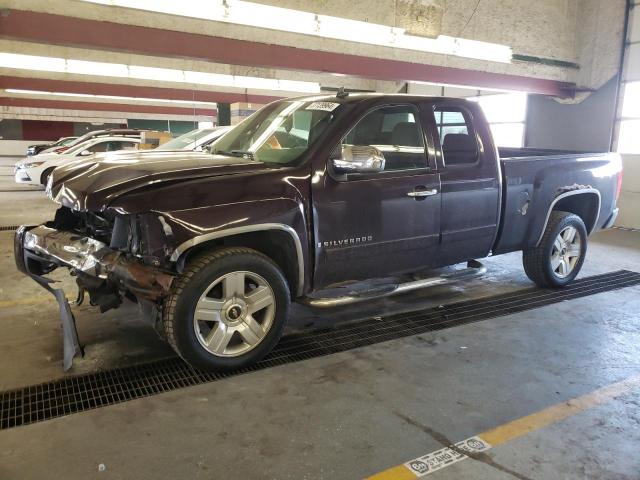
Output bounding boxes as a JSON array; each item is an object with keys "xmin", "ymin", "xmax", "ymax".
[{"xmin": 15, "ymin": 136, "xmax": 140, "ymax": 186}]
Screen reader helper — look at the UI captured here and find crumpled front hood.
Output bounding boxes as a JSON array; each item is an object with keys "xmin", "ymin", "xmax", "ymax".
[{"xmin": 48, "ymin": 150, "xmax": 264, "ymax": 212}]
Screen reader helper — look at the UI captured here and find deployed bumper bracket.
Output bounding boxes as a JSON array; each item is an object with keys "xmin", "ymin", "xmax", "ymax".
[
  {"xmin": 32, "ymin": 272, "xmax": 84, "ymax": 371},
  {"xmin": 15, "ymin": 226, "xmax": 84, "ymax": 371}
]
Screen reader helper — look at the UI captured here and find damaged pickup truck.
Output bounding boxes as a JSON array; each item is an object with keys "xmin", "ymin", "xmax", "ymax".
[{"xmin": 15, "ymin": 93, "xmax": 622, "ymax": 371}]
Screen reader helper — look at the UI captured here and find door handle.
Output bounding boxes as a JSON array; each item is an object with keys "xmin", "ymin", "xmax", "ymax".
[{"xmin": 407, "ymin": 188, "xmax": 438, "ymax": 198}]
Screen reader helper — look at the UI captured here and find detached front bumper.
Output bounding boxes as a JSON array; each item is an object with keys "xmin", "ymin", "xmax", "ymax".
[
  {"xmin": 15, "ymin": 225, "xmax": 175, "ymax": 371},
  {"xmin": 15, "ymin": 225, "xmax": 174, "ymax": 302}
]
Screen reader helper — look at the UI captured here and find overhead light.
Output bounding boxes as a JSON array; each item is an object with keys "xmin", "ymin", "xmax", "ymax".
[
  {"xmin": 0, "ymin": 53, "xmax": 66, "ymax": 72},
  {"xmin": 0, "ymin": 53, "xmax": 320, "ymax": 93},
  {"xmin": 67, "ymin": 59, "xmax": 129, "ymax": 77},
  {"xmin": 4, "ymin": 88, "xmax": 219, "ymax": 107},
  {"xmin": 81, "ymin": 0, "xmax": 512, "ymax": 63},
  {"xmin": 129, "ymin": 65, "xmax": 186, "ymax": 83}
]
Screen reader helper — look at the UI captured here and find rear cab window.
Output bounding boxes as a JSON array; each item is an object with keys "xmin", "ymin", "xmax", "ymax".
[{"xmin": 432, "ymin": 106, "xmax": 479, "ymax": 166}]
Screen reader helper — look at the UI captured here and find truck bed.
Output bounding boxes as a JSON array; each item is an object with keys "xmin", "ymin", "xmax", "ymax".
[
  {"xmin": 497, "ymin": 147, "xmax": 588, "ymax": 159},
  {"xmin": 492, "ymin": 150, "xmax": 621, "ymax": 255}
]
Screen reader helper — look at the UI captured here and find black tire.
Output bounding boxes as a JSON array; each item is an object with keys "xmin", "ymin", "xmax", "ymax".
[
  {"xmin": 40, "ymin": 167, "xmax": 55, "ymax": 186},
  {"xmin": 523, "ymin": 211, "xmax": 588, "ymax": 288},
  {"xmin": 163, "ymin": 247, "xmax": 290, "ymax": 371}
]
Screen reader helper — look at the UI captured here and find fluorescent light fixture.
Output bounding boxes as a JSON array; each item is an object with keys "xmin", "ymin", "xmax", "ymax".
[
  {"xmin": 129, "ymin": 65, "xmax": 186, "ymax": 83},
  {"xmin": 80, "ymin": 0, "xmax": 512, "ymax": 63},
  {"xmin": 0, "ymin": 53, "xmax": 320, "ymax": 93},
  {"xmin": 67, "ymin": 59, "xmax": 129, "ymax": 77},
  {"xmin": 4, "ymin": 88, "xmax": 218, "ymax": 107},
  {"xmin": 0, "ymin": 53, "xmax": 66, "ymax": 72}
]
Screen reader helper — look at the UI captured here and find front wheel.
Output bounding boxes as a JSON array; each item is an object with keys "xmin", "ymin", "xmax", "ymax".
[
  {"xmin": 163, "ymin": 247, "xmax": 290, "ymax": 371},
  {"xmin": 523, "ymin": 211, "xmax": 588, "ymax": 288}
]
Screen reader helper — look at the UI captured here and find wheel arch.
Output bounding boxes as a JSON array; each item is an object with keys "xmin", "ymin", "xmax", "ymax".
[
  {"xmin": 535, "ymin": 188, "xmax": 601, "ymax": 247},
  {"xmin": 40, "ymin": 166, "xmax": 56, "ymax": 185},
  {"xmin": 172, "ymin": 224, "xmax": 304, "ymax": 297}
]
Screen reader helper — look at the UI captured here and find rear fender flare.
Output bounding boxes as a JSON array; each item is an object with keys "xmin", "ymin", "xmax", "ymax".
[{"xmin": 535, "ymin": 188, "xmax": 601, "ymax": 246}]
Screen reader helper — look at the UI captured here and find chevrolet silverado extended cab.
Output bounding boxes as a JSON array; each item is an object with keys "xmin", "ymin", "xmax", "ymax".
[{"xmin": 15, "ymin": 93, "xmax": 622, "ymax": 371}]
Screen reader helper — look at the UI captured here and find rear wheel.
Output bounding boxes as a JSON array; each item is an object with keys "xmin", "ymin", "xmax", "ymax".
[
  {"xmin": 163, "ymin": 247, "xmax": 290, "ymax": 371},
  {"xmin": 523, "ymin": 211, "xmax": 587, "ymax": 288}
]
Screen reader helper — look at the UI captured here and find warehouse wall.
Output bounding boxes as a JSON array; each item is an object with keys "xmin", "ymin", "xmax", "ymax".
[
  {"xmin": 525, "ymin": 77, "xmax": 618, "ymax": 152},
  {"xmin": 617, "ymin": 154, "xmax": 640, "ymax": 229}
]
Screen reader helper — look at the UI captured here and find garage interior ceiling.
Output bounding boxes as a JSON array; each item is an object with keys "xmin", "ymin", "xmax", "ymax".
[
  {"xmin": 80, "ymin": 0, "xmax": 513, "ymax": 63},
  {"xmin": 0, "ymin": 0, "xmax": 626, "ymax": 121}
]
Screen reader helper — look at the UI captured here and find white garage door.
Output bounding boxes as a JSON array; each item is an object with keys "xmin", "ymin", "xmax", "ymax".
[{"xmin": 616, "ymin": 2, "xmax": 640, "ymax": 154}]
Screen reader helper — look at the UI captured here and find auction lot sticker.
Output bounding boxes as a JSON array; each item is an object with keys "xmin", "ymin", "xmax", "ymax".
[
  {"xmin": 404, "ymin": 436, "xmax": 491, "ymax": 477},
  {"xmin": 305, "ymin": 101, "xmax": 340, "ymax": 112}
]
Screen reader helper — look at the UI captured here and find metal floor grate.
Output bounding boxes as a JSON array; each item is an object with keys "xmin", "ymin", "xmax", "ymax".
[{"xmin": 1, "ymin": 269, "xmax": 639, "ymax": 430}]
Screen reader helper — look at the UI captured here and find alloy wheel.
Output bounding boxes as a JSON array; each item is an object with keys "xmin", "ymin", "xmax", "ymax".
[
  {"xmin": 550, "ymin": 226, "xmax": 582, "ymax": 278},
  {"xmin": 193, "ymin": 271, "xmax": 276, "ymax": 357}
]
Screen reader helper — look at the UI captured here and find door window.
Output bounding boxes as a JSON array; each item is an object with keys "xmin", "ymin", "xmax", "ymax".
[
  {"xmin": 433, "ymin": 107, "xmax": 478, "ymax": 166},
  {"xmin": 342, "ymin": 105, "xmax": 427, "ymax": 171},
  {"xmin": 86, "ymin": 141, "xmax": 108, "ymax": 153},
  {"xmin": 105, "ymin": 141, "xmax": 137, "ymax": 151},
  {"xmin": 87, "ymin": 140, "xmax": 137, "ymax": 153}
]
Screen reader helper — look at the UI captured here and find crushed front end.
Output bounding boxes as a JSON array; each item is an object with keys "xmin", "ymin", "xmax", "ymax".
[{"xmin": 14, "ymin": 206, "xmax": 176, "ymax": 370}]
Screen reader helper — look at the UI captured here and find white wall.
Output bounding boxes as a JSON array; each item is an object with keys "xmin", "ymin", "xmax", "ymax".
[
  {"xmin": 525, "ymin": 77, "xmax": 618, "ymax": 152},
  {"xmin": 0, "ymin": 140, "xmax": 43, "ymax": 157},
  {"xmin": 612, "ymin": 1, "xmax": 640, "ymax": 229},
  {"xmin": 617, "ymin": 155, "xmax": 640, "ymax": 229}
]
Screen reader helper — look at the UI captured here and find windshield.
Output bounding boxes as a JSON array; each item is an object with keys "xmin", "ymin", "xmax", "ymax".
[
  {"xmin": 211, "ymin": 100, "xmax": 340, "ymax": 165},
  {"xmin": 157, "ymin": 128, "xmax": 217, "ymax": 150},
  {"xmin": 53, "ymin": 137, "xmax": 76, "ymax": 147}
]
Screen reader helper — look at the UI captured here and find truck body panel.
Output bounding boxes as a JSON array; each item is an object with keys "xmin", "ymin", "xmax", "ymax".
[{"xmin": 16, "ymin": 93, "xmax": 622, "ymax": 319}]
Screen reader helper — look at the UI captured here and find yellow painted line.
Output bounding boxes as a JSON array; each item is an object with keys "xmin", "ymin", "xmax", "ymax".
[
  {"xmin": 479, "ymin": 374, "xmax": 640, "ymax": 446},
  {"xmin": 368, "ymin": 465, "xmax": 417, "ymax": 480},
  {"xmin": 367, "ymin": 374, "xmax": 640, "ymax": 479}
]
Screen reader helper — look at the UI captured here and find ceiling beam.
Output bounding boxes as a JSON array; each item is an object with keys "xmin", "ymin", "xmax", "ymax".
[
  {"xmin": 0, "ymin": 97, "xmax": 217, "ymax": 117},
  {"xmin": 0, "ymin": 9, "xmax": 576, "ymax": 97},
  {"xmin": 0, "ymin": 76, "xmax": 281, "ymax": 104}
]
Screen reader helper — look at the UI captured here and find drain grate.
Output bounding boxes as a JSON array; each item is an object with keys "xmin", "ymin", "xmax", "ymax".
[
  {"xmin": 1, "ymin": 269, "xmax": 639, "ymax": 430},
  {"xmin": 0, "ymin": 225, "xmax": 19, "ymax": 232}
]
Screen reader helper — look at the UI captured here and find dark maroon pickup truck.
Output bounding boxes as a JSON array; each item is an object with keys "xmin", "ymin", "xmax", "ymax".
[{"xmin": 15, "ymin": 93, "xmax": 622, "ymax": 371}]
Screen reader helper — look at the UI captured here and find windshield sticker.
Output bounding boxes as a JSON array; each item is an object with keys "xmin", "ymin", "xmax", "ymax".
[{"xmin": 306, "ymin": 102, "xmax": 340, "ymax": 112}]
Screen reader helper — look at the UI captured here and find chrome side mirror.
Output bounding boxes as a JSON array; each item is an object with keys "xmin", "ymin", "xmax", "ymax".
[
  {"xmin": 79, "ymin": 150, "xmax": 92, "ymax": 156},
  {"xmin": 331, "ymin": 145, "xmax": 385, "ymax": 174}
]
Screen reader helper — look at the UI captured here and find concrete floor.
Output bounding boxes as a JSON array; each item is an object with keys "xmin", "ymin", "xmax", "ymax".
[{"xmin": 0, "ymin": 167, "xmax": 639, "ymax": 479}]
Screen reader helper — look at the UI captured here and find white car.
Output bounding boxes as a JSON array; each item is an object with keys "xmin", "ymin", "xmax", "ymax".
[
  {"xmin": 15, "ymin": 136, "xmax": 141, "ymax": 186},
  {"xmin": 155, "ymin": 126, "xmax": 232, "ymax": 151}
]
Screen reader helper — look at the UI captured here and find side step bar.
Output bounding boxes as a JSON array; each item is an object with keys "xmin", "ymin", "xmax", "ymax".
[{"xmin": 300, "ymin": 260, "xmax": 486, "ymax": 308}]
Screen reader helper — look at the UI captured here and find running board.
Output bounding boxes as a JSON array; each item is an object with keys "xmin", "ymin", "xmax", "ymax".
[{"xmin": 300, "ymin": 260, "xmax": 487, "ymax": 308}]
